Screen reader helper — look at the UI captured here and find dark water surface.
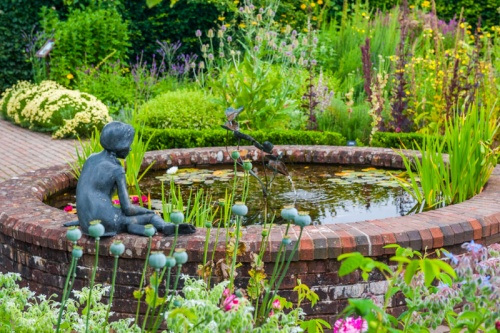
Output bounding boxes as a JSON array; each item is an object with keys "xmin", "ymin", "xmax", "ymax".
[{"xmin": 47, "ymin": 164, "xmax": 420, "ymax": 225}]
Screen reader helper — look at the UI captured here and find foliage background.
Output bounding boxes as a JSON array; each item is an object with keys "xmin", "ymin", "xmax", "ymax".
[{"xmin": 2, "ymin": 0, "xmax": 498, "ymax": 91}]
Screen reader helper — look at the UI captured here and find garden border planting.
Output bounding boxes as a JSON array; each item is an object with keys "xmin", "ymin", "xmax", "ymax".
[{"xmin": 1, "ymin": 146, "xmax": 499, "ymax": 325}]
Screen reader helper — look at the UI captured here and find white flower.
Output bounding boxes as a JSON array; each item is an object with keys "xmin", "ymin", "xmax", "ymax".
[{"xmin": 167, "ymin": 166, "xmax": 179, "ymax": 175}]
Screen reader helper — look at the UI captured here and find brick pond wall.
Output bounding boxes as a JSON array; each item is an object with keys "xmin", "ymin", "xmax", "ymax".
[{"xmin": 1, "ymin": 146, "xmax": 499, "ymax": 326}]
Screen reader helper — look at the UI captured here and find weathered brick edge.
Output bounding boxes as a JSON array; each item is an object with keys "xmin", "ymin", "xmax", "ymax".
[{"xmin": 1, "ymin": 146, "xmax": 499, "ymax": 325}]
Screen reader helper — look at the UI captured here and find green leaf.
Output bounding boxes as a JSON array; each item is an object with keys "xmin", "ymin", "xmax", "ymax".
[
  {"xmin": 423, "ymin": 259, "xmax": 436, "ymax": 287},
  {"xmin": 300, "ymin": 318, "xmax": 332, "ymax": 333},
  {"xmin": 133, "ymin": 289, "xmax": 144, "ymax": 300},
  {"xmin": 384, "ymin": 244, "xmax": 401, "ymax": 249},
  {"xmin": 432, "ymin": 259, "xmax": 457, "ymax": 279},
  {"xmin": 339, "ymin": 254, "xmax": 363, "ymax": 276},
  {"xmin": 404, "ymin": 260, "xmax": 420, "ymax": 285},
  {"xmin": 390, "ymin": 256, "xmax": 412, "ymax": 264},
  {"xmin": 146, "ymin": 0, "xmax": 163, "ymax": 8},
  {"xmin": 337, "ymin": 252, "xmax": 361, "ymax": 261},
  {"xmin": 386, "ymin": 286, "xmax": 400, "ymax": 299}
]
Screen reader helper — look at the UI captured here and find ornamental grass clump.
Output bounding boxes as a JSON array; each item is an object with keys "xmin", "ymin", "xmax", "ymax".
[{"xmin": 0, "ymin": 80, "xmax": 111, "ymax": 138}]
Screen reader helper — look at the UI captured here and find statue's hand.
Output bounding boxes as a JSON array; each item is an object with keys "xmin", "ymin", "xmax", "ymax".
[
  {"xmin": 178, "ymin": 223, "xmax": 196, "ymax": 234},
  {"xmin": 162, "ymin": 223, "xmax": 196, "ymax": 235}
]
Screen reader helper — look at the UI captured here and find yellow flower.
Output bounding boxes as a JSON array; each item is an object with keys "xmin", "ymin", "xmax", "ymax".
[
  {"xmin": 318, "ymin": 0, "xmax": 323, "ymax": 4},
  {"xmin": 422, "ymin": 0, "xmax": 430, "ymax": 8},
  {"xmin": 66, "ymin": 73, "xmax": 74, "ymax": 80},
  {"xmin": 312, "ymin": 16, "xmax": 317, "ymax": 21},
  {"xmin": 239, "ymin": 23, "xmax": 246, "ymax": 28},
  {"xmin": 300, "ymin": 4, "xmax": 306, "ymax": 10},
  {"xmin": 218, "ymin": 16, "xmax": 225, "ymax": 21},
  {"xmin": 251, "ymin": 21, "xmax": 257, "ymax": 25},
  {"xmin": 310, "ymin": 2, "xmax": 316, "ymax": 7},
  {"xmin": 409, "ymin": 5, "xmax": 415, "ymax": 9}
]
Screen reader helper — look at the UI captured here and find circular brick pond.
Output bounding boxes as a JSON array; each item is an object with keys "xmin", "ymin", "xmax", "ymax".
[{"xmin": 1, "ymin": 146, "xmax": 499, "ymax": 325}]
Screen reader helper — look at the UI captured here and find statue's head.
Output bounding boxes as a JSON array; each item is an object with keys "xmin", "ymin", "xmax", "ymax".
[{"xmin": 100, "ymin": 121, "xmax": 135, "ymax": 158}]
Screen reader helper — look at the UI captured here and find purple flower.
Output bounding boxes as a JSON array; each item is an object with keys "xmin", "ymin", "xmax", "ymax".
[
  {"xmin": 462, "ymin": 240, "xmax": 483, "ymax": 254},
  {"xmin": 443, "ymin": 251, "xmax": 458, "ymax": 265},
  {"xmin": 196, "ymin": 30, "xmax": 202, "ymax": 37},
  {"xmin": 292, "ymin": 30, "xmax": 297, "ymax": 37},
  {"xmin": 227, "ymin": 36, "xmax": 232, "ymax": 42}
]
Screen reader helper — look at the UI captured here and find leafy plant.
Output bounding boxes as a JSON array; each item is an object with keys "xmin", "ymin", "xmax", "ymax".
[
  {"xmin": 337, "ymin": 241, "xmax": 500, "ymax": 332},
  {"xmin": 337, "ymin": 243, "xmax": 457, "ymax": 332},
  {"xmin": 42, "ymin": 5, "xmax": 130, "ymax": 87},
  {"xmin": 135, "ymin": 89, "xmax": 223, "ymax": 130},
  {"xmin": 0, "ymin": 80, "xmax": 111, "ymax": 138},
  {"xmin": 398, "ymin": 103, "xmax": 499, "ymax": 207}
]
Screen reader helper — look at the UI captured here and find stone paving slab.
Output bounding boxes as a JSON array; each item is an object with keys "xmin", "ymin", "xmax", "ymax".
[{"xmin": 0, "ymin": 119, "xmax": 78, "ymax": 182}]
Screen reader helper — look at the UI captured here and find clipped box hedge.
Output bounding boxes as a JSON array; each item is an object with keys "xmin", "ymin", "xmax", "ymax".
[
  {"xmin": 370, "ymin": 132, "xmax": 450, "ymax": 153},
  {"xmin": 143, "ymin": 127, "xmax": 346, "ymax": 150}
]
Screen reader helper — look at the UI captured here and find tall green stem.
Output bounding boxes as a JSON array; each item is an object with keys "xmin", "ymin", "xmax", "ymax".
[
  {"xmin": 168, "ymin": 225, "xmax": 179, "ymax": 256},
  {"xmin": 85, "ymin": 238, "xmax": 100, "ymax": 333},
  {"xmin": 135, "ymin": 236, "xmax": 152, "ymax": 323},
  {"xmin": 228, "ymin": 216, "xmax": 242, "ymax": 292},
  {"xmin": 203, "ymin": 227, "xmax": 210, "ymax": 266},
  {"xmin": 56, "ymin": 256, "xmax": 76, "ymax": 333},
  {"xmin": 141, "ymin": 269, "xmax": 160, "ymax": 332},
  {"xmin": 103, "ymin": 255, "xmax": 119, "ymax": 332},
  {"xmin": 151, "ymin": 266, "xmax": 173, "ymax": 332},
  {"xmin": 271, "ymin": 228, "xmax": 304, "ymax": 306}
]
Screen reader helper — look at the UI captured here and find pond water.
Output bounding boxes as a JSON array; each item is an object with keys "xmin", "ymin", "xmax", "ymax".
[{"xmin": 48, "ymin": 164, "xmax": 421, "ymax": 225}]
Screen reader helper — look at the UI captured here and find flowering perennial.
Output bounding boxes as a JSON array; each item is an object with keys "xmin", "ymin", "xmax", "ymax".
[{"xmin": 0, "ymin": 80, "xmax": 111, "ymax": 138}]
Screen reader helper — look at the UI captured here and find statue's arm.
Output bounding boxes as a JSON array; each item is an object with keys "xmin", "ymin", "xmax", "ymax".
[{"xmin": 115, "ymin": 170, "xmax": 153, "ymax": 216}]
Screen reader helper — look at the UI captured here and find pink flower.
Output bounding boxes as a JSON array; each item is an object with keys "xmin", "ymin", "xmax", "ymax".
[
  {"xmin": 333, "ymin": 317, "xmax": 368, "ymax": 333},
  {"xmin": 63, "ymin": 205, "xmax": 74, "ymax": 212},
  {"xmin": 269, "ymin": 310, "xmax": 274, "ymax": 317},
  {"xmin": 112, "ymin": 199, "xmax": 120, "ymax": 205},
  {"xmin": 272, "ymin": 299, "xmax": 281, "ymax": 310},
  {"xmin": 222, "ymin": 293, "xmax": 239, "ymax": 311},
  {"xmin": 222, "ymin": 288, "xmax": 231, "ymax": 297},
  {"xmin": 129, "ymin": 195, "xmax": 148, "ymax": 205}
]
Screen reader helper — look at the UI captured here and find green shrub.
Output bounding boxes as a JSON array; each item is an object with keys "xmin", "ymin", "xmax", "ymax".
[
  {"xmin": 143, "ymin": 127, "xmax": 345, "ymax": 150},
  {"xmin": 43, "ymin": 6, "xmax": 130, "ymax": 86},
  {"xmin": 317, "ymin": 98, "xmax": 372, "ymax": 144},
  {"xmin": 0, "ymin": 80, "xmax": 111, "ymax": 138},
  {"xmin": 370, "ymin": 131, "xmax": 444, "ymax": 151},
  {"xmin": 135, "ymin": 89, "xmax": 223, "ymax": 130}
]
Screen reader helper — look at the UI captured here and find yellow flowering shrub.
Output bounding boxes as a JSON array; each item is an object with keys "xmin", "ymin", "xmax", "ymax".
[{"xmin": 0, "ymin": 80, "xmax": 111, "ymax": 138}]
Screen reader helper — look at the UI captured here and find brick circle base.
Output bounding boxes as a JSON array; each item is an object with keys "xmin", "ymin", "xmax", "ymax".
[{"xmin": 1, "ymin": 146, "xmax": 499, "ymax": 325}]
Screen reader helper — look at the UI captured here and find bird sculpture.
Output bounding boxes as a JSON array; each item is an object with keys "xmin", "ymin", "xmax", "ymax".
[
  {"xmin": 266, "ymin": 159, "xmax": 289, "ymax": 177},
  {"xmin": 224, "ymin": 106, "xmax": 244, "ymax": 122}
]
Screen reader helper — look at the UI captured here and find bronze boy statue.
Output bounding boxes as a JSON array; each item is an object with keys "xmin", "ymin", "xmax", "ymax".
[{"xmin": 66, "ymin": 121, "xmax": 195, "ymax": 237}]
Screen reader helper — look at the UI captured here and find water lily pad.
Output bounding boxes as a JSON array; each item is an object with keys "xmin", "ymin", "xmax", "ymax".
[
  {"xmin": 362, "ymin": 167, "xmax": 377, "ymax": 172},
  {"xmin": 377, "ymin": 181, "xmax": 400, "ymax": 188},
  {"xmin": 204, "ymin": 180, "xmax": 215, "ymax": 185}
]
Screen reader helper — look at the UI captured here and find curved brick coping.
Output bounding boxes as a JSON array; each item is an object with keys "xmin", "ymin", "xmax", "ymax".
[
  {"xmin": 0, "ymin": 146, "xmax": 499, "ymax": 322},
  {"xmin": 0, "ymin": 145, "xmax": 499, "ymax": 261}
]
